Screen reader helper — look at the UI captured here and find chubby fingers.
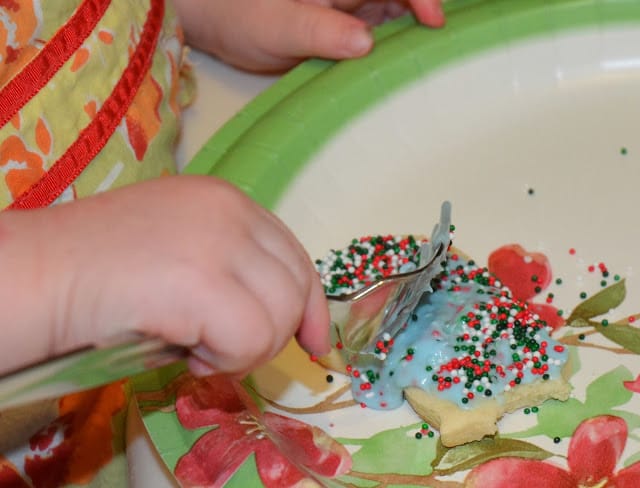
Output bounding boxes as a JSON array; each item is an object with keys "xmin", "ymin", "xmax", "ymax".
[
  {"xmin": 408, "ymin": 0, "xmax": 446, "ymax": 27},
  {"xmin": 265, "ymin": 1, "xmax": 374, "ymax": 61},
  {"xmin": 191, "ymin": 207, "xmax": 329, "ymax": 376},
  {"xmin": 252, "ymin": 208, "xmax": 331, "ymax": 357},
  {"xmin": 295, "ymin": 271, "xmax": 331, "ymax": 357}
]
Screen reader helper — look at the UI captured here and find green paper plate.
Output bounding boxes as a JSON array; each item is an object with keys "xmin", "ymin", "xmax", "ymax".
[
  {"xmin": 140, "ymin": 1, "xmax": 640, "ymax": 486},
  {"xmin": 184, "ymin": 0, "xmax": 640, "ymax": 211}
]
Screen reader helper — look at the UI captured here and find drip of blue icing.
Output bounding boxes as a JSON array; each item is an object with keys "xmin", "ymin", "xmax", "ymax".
[{"xmin": 345, "ymin": 255, "xmax": 568, "ymax": 410}]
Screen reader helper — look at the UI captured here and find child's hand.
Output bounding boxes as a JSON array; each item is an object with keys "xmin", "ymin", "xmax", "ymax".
[
  {"xmin": 0, "ymin": 176, "xmax": 329, "ymax": 376},
  {"xmin": 174, "ymin": 0, "xmax": 445, "ymax": 72}
]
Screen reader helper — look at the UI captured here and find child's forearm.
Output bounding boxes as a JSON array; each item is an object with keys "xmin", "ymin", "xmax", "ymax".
[{"xmin": 0, "ymin": 209, "xmax": 65, "ymax": 374}]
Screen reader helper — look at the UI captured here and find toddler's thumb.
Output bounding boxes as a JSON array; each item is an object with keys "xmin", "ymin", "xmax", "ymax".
[{"xmin": 281, "ymin": 2, "xmax": 373, "ymax": 59}]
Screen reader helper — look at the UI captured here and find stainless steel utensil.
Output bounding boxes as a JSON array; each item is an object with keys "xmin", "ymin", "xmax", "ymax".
[{"xmin": 326, "ymin": 201, "xmax": 451, "ymax": 362}]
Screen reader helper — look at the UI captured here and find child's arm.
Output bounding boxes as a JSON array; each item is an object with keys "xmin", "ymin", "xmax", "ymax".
[
  {"xmin": 173, "ymin": 0, "xmax": 445, "ymax": 72},
  {"xmin": 0, "ymin": 176, "xmax": 329, "ymax": 376}
]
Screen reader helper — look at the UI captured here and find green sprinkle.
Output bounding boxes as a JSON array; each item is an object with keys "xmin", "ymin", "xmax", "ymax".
[
  {"xmin": 449, "ymin": 224, "xmax": 456, "ymax": 232},
  {"xmin": 555, "ymin": 278, "xmax": 563, "ymax": 285},
  {"xmin": 614, "ymin": 274, "xmax": 621, "ymax": 281},
  {"xmin": 580, "ymin": 292, "xmax": 587, "ymax": 299},
  {"xmin": 532, "ymin": 406, "xmax": 539, "ymax": 413},
  {"xmin": 601, "ymin": 319, "xmax": 609, "ymax": 326},
  {"xmin": 553, "ymin": 437, "xmax": 561, "ymax": 444},
  {"xmin": 579, "ymin": 334, "xmax": 586, "ymax": 340},
  {"xmin": 422, "ymin": 423, "xmax": 429, "ymax": 430},
  {"xmin": 557, "ymin": 309, "xmax": 564, "ymax": 317},
  {"xmin": 524, "ymin": 408, "xmax": 531, "ymax": 414},
  {"xmin": 415, "ymin": 432, "xmax": 423, "ymax": 439},
  {"xmin": 326, "ymin": 374, "xmax": 334, "ymax": 383},
  {"xmin": 600, "ymin": 280, "xmax": 607, "ymax": 287},
  {"xmin": 621, "ymin": 147, "xmax": 628, "ymax": 155}
]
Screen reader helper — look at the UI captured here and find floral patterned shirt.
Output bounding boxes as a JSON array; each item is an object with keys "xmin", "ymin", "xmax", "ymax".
[{"xmin": 0, "ymin": 0, "xmax": 193, "ymax": 209}]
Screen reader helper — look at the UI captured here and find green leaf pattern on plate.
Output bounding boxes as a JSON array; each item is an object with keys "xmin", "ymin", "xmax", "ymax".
[
  {"xmin": 567, "ymin": 280, "xmax": 627, "ymax": 324},
  {"xmin": 431, "ymin": 437, "xmax": 553, "ymax": 476}
]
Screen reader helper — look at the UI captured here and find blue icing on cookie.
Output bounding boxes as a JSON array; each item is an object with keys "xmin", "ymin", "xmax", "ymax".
[{"xmin": 345, "ymin": 252, "xmax": 568, "ymax": 410}]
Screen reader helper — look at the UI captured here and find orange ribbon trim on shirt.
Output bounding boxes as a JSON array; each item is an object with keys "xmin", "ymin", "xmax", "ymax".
[
  {"xmin": 8, "ymin": 0, "xmax": 165, "ymax": 209},
  {"xmin": 0, "ymin": 0, "xmax": 112, "ymax": 129}
]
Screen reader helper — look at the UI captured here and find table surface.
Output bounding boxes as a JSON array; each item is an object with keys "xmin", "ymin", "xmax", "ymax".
[{"xmin": 175, "ymin": 50, "xmax": 279, "ymax": 171}]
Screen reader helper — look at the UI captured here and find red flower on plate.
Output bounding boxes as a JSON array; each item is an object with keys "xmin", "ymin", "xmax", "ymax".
[
  {"xmin": 174, "ymin": 374, "xmax": 352, "ymax": 488},
  {"xmin": 465, "ymin": 415, "xmax": 640, "ymax": 487},
  {"xmin": 623, "ymin": 374, "xmax": 640, "ymax": 393},
  {"xmin": 488, "ymin": 244, "xmax": 564, "ymax": 331}
]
